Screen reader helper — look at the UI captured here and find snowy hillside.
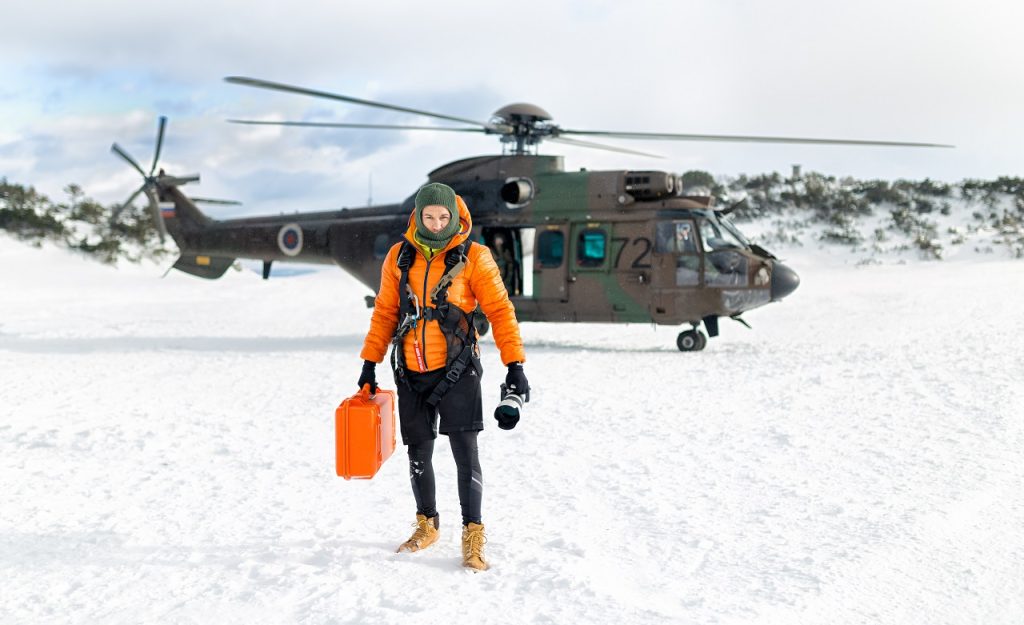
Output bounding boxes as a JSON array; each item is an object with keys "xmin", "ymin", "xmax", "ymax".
[
  {"xmin": 6, "ymin": 174, "xmax": 1024, "ymax": 270},
  {"xmin": 2, "ymin": 233, "xmax": 1023, "ymax": 625},
  {"xmin": 725, "ymin": 174, "xmax": 1024, "ymax": 264}
]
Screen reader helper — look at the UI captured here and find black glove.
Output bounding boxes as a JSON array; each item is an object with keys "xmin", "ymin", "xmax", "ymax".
[
  {"xmin": 495, "ymin": 363, "xmax": 529, "ymax": 430},
  {"xmin": 505, "ymin": 362, "xmax": 529, "ymax": 400},
  {"xmin": 357, "ymin": 360, "xmax": 377, "ymax": 394}
]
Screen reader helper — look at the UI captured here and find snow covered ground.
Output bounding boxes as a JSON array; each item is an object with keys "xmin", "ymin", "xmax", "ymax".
[{"xmin": 2, "ymin": 233, "xmax": 1023, "ymax": 625}]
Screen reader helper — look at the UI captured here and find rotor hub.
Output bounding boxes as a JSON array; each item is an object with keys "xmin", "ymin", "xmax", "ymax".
[
  {"xmin": 491, "ymin": 103, "xmax": 553, "ymax": 126},
  {"xmin": 490, "ymin": 103, "xmax": 557, "ymax": 153}
]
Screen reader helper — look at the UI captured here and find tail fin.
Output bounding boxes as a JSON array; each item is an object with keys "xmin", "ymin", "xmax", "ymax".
[
  {"xmin": 160, "ymin": 186, "xmax": 213, "ymax": 233},
  {"xmin": 160, "ymin": 187, "xmax": 236, "ymax": 279}
]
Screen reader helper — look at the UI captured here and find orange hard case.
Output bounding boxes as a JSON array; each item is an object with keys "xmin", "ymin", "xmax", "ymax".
[{"xmin": 335, "ymin": 385, "xmax": 397, "ymax": 480}]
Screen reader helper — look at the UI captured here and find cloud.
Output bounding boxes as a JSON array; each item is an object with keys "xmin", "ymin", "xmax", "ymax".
[
  {"xmin": 225, "ymin": 168, "xmax": 337, "ymax": 202},
  {"xmin": 2, "ymin": 0, "xmax": 1023, "ymax": 219}
]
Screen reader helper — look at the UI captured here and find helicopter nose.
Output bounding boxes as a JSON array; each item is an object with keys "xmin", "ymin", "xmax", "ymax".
[{"xmin": 770, "ymin": 261, "xmax": 800, "ymax": 301}]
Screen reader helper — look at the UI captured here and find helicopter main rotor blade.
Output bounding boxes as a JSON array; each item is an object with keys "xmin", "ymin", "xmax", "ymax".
[
  {"xmin": 548, "ymin": 136, "xmax": 664, "ymax": 159},
  {"xmin": 150, "ymin": 116, "xmax": 167, "ymax": 176},
  {"xmin": 226, "ymin": 119, "xmax": 489, "ymax": 133},
  {"xmin": 190, "ymin": 197, "xmax": 242, "ymax": 206},
  {"xmin": 157, "ymin": 173, "xmax": 201, "ymax": 186},
  {"xmin": 110, "ymin": 184, "xmax": 146, "ymax": 223},
  {"xmin": 225, "ymin": 76, "xmax": 510, "ymax": 133},
  {"xmin": 558, "ymin": 129, "xmax": 954, "ymax": 149},
  {"xmin": 110, "ymin": 143, "xmax": 148, "ymax": 177}
]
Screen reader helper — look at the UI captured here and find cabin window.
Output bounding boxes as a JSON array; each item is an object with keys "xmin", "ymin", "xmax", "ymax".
[
  {"xmin": 537, "ymin": 230, "xmax": 564, "ymax": 268},
  {"xmin": 577, "ymin": 229, "xmax": 606, "ymax": 267},
  {"xmin": 373, "ymin": 233, "xmax": 391, "ymax": 260}
]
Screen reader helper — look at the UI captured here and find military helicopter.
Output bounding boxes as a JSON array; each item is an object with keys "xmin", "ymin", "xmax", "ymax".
[{"xmin": 109, "ymin": 77, "xmax": 951, "ymax": 350}]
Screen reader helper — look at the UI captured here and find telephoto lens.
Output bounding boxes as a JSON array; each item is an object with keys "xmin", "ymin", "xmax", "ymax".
[{"xmin": 494, "ymin": 383, "xmax": 524, "ymax": 430}]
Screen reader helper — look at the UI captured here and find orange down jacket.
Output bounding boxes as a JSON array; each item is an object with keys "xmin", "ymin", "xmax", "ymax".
[{"xmin": 360, "ymin": 194, "xmax": 525, "ymax": 372}]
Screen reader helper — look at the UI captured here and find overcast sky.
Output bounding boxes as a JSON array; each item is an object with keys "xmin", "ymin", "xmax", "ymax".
[{"xmin": 1, "ymin": 0, "xmax": 1021, "ymax": 217}]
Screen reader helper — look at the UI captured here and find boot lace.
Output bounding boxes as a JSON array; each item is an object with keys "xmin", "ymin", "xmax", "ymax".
[
  {"xmin": 407, "ymin": 518, "xmax": 432, "ymax": 547},
  {"xmin": 463, "ymin": 527, "xmax": 486, "ymax": 560}
]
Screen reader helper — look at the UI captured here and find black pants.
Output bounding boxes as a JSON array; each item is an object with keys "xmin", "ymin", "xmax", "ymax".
[
  {"xmin": 398, "ymin": 366, "xmax": 484, "ymax": 526},
  {"xmin": 407, "ymin": 431, "xmax": 482, "ymax": 526},
  {"xmin": 396, "ymin": 365, "xmax": 483, "ymax": 445}
]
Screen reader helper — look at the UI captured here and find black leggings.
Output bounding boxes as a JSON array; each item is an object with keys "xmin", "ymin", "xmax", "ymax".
[{"xmin": 407, "ymin": 430, "xmax": 482, "ymax": 526}]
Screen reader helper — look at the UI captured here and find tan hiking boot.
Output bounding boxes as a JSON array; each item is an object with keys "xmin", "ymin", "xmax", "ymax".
[
  {"xmin": 461, "ymin": 522, "xmax": 489, "ymax": 571},
  {"xmin": 396, "ymin": 514, "xmax": 440, "ymax": 553}
]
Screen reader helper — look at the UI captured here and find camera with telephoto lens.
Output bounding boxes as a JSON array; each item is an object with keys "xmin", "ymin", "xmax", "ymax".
[{"xmin": 494, "ymin": 383, "xmax": 529, "ymax": 430}]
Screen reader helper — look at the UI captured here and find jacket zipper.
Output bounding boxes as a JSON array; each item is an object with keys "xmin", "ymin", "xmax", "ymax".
[{"xmin": 419, "ymin": 254, "xmax": 435, "ymax": 372}]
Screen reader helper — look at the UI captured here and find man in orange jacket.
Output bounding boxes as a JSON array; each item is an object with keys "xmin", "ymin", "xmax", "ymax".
[{"xmin": 357, "ymin": 182, "xmax": 528, "ymax": 572}]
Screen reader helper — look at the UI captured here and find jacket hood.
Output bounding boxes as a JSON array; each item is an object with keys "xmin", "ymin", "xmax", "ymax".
[{"xmin": 404, "ymin": 193, "xmax": 473, "ymax": 254}]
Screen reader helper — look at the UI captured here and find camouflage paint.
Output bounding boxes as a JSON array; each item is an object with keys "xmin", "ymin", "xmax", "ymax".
[{"xmin": 152, "ymin": 153, "xmax": 796, "ymax": 348}]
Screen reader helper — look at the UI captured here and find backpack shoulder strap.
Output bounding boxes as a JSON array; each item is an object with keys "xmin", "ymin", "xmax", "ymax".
[
  {"xmin": 396, "ymin": 240, "xmax": 415, "ymax": 271},
  {"xmin": 430, "ymin": 242, "xmax": 469, "ymax": 302},
  {"xmin": 395, "ymin": 241, "xmax": 417, "ymax": 327}
]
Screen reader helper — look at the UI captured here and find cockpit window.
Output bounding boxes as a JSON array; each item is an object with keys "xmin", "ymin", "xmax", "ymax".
[
  {"xmin": 706, "ymin": 251, "xmax": 748, "ymax": 286},
  {"xmin": 718, "ymin": 215, "xmax": 750, "ymax": 247},
  {"xmin": 699, "ymin": 218, "xmax": 745, "ymax": 252},
  {"xmin": 655, "ymin": 220, "xmax": 698, "ymax": 254}
]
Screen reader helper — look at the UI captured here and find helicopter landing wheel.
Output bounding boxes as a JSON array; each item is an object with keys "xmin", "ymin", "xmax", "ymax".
[{"xmin": 676, "ymin": 329, "xmax": 707, "ymax": 352}]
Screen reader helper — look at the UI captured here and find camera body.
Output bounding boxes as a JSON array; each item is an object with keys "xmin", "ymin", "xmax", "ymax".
[{"xmin": 494, "ymin": 383, "xmax": 529, "ymax": 430}]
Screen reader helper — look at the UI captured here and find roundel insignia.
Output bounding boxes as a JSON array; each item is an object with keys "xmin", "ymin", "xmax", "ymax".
[{"xmin": 277, "ymin": 223, "xmax": 304, "ymax": 257}]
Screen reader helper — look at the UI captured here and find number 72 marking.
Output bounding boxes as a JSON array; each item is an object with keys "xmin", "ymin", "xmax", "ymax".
[{"xmin": 613, "ymin": 237, "xmax": 652, "ymax": 269}]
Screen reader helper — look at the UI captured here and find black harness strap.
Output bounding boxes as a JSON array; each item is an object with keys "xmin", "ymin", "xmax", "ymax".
[
  {"xmin": 390, "ymin": 241, "xmax": 479, "ymax": 404},
  {"xmin": 424, "ymin": 307, "xmax": 478, "ymax": 408},
  {"xmin": 395, "ymin": 242, "xmax": 416, "ymax": 323}
]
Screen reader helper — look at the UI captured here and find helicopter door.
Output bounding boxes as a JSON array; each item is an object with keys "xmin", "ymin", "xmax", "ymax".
[
  {"xmin": 568, "ymin": 223, "xmax": 613, "ymax": 321},
  {"xmin": 654, "ymin": 220, "xmax": 701, "ymax": 286},
  {"xmin": 532, "ymin": 225, "xmax": 570, "ymax": 305},
  {"xmin": 651, "ymin": 220, "xmax": 701, "ymax": 323}
]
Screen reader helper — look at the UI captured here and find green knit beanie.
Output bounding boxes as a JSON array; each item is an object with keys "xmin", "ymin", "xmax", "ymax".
[{"xmin": 413, "ymin": 182, "xmax": 461, "ymax": 249}]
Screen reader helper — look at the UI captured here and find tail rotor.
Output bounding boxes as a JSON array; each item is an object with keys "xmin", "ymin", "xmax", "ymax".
[{"xmin": 109, "ymin": 116, "xmax": 199, "ymax": 242}]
